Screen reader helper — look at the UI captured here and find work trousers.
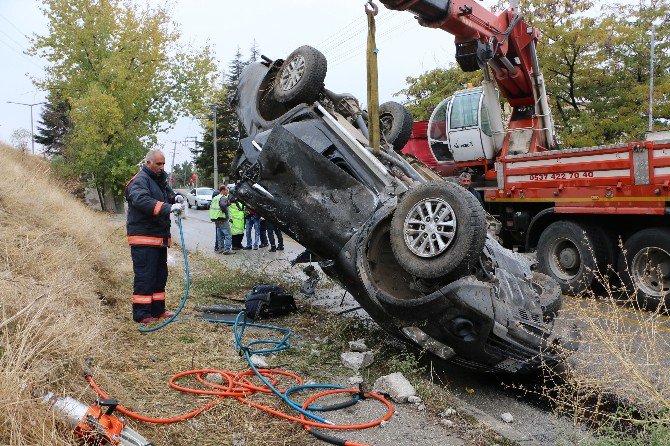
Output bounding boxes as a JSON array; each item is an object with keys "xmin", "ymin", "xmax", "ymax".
[
  {"xmin": 131, "ymin": 245, "xmax": 168, "ymax": 321},
  {"xmin": 265, "ymin": 221, "xmax": 284, "ymax": 248},
  {"xmin": 232, "ymin": 233, "xmax": 244, "ymax": 249},
  {"xmin": 245, "ymin": 215, "xmax": 261, "ymax": 249},
  {"xmin": 215, "ymin": 221, "xmax": 232, "ymax": 252},
  {"xmin": 259, "ymin": 219, "xmax": 269, "ymax": 246}
]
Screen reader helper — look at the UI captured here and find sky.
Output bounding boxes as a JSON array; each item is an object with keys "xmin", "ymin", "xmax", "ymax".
[{"xmin": 0, "ymin": 0, "xmax": 630, "ymax": 170}]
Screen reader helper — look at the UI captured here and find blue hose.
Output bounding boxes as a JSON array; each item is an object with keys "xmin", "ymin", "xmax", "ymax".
[
  {"xmin": 138, "ymin": 212, "xmax": 190, "ymax": 333},
  {"xmin": 136, "ymin": 213, "xmax": 348, "ymax": 425}
]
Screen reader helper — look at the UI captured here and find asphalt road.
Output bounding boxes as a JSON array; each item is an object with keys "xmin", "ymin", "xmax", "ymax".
[{"xmin": 170, "ymin": 209, "xmax": 587, "ymax": 445}]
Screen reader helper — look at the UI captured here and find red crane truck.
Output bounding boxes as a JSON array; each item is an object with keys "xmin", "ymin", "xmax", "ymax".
[{"xmin": 382, "ymin": 0, "xmax": 670, "ymax": 306}]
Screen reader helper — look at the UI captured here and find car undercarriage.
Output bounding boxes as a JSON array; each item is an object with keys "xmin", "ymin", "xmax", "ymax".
[{"xmin": 230, "ymin": 46, "xmax": 577, "ymax": 373}]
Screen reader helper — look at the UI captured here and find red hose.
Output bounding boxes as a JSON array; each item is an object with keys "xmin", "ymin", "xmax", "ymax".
[{"xmin": 86, "ymin": 368, "xmax": 394, "ymax": 442}]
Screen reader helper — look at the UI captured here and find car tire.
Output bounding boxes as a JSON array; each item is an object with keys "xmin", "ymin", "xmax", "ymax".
[
  {"xmin": 273, "ymin": 45, "xmax": 327, "ymax": 107},
  {"xmin": 379, "ymin": 101, "xmax": 413, "ymax": 151},
  {"xmin": 617, "ymin": 227, "xmax": 670, "ymax": 309},
  {"xmin": 531, "ymin": 272, "xmax": 562, "ymax": 321},
  {"xmin": 536, "ymin": 221, "xmax": 613, "ymax": 296},
  {"xmin": 390, "ymin": 181, "xmax": 487, "ymax": 279}
]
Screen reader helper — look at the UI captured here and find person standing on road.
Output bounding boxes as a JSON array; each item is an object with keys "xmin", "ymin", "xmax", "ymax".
[
  {"xmin": 229, "ymin": 199, "xmax": 246, "ymax": 250},
  {"xmin": 264, "ymin": 219, "xmax": 284, "ymax": 252},
  {"xmin": 458, "ymin": 172, "xmax": 484, "ymax": 206},
  {"xmin": 125, "ymin": 149, "xmax": 184, "ymax": 323},
  {"xmin": 244, "ymin": 208, "xmax": 261, "ymax": 250},
  {"xmin": 210, "ymin": 185, "xmax": 236, "ymax": 255}
]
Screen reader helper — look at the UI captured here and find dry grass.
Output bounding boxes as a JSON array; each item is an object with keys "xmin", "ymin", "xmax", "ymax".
[
  {"xmin": 0, "ymin": 144, "xmax": 129, "ymax": 444},
  {"xmin": 531, "ymin": 239, "xmax": 670, "ymax": 443}
]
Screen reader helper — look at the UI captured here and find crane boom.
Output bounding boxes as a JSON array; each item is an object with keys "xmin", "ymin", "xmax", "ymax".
[{"xmin": 380, "ymin": 0, "xmax": 555, "ymax": 151}]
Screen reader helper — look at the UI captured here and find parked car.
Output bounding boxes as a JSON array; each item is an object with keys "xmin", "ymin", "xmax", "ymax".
[
  {"xmin": 230, "ymin": 45, "xmax": 577, "ymax": 373},
  {"xmin": 187, "ymin": 187, "xmax": 214, "ymax": 210}
]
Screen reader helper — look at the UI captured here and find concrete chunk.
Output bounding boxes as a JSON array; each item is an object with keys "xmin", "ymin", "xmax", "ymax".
[
  {"xmin": 373, "ymin": 372, "xmax": 417, "ymax": 403},
  {"xmin": 348, "ymin": 339, "xmax": 368, "ymax": 352},
  {"xmin": 340, "ymin": 351, "xmax": 374, "ymax": 371}
]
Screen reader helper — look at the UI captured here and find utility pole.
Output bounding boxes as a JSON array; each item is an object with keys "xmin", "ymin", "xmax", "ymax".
[
  {"xmin": 7, "ymin": 101, "xmax": 44, "ymax": 154},
  {"xmin": 649, "ymin": 25, "xmax": 655, "ymax": 132},
  {"xmin": 169, "ymin": 140, "xmax": 178, "ymax": 185},
  {"xmin": 184, "ymin": 136, "xmax": 198, "ymax": 188},
  {"xmin": 210, "ymin": 104, "xmax": 218, "ymax": 188}
]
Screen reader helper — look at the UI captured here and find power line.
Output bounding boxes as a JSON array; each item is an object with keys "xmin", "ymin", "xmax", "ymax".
[
  {"xmin": 329, "ymin": 18, "xmax": 415, "ymax": 67},
  {"xmin": 0, "ymin": 13, "xmax": 30, "ymax": 40}
]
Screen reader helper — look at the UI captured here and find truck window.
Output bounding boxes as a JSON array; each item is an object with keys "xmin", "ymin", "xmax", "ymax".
[
  {"xmin": 480, "ymin": 100, "xmax": 493, "ymax": 137},
  {"xmin": 450, "ymin": 92, "xmax": 480, "ymax": 129},
  {"xmin": 428, "ymin": 97, "xmax": 452, "ymax": 142}
]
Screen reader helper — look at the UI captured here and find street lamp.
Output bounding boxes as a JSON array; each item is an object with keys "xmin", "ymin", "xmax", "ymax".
[
  {"xmin": 7, "ymin": 101, "xmax": 45, "ymax": 154},
  {"xmin": 210, "ymin": 103, "xmax": 218, "ymax": 188}
]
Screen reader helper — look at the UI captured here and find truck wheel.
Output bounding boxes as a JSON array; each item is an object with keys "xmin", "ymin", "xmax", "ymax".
[
  {"xmin": 273, "ymin": 45, "xmax": 327, "ymax": 106},
  {"xmin": 617, "ymin": 228, "xmax": 670, "ymax": 309},
  {"xmin": 390, "ymin": 181, "xmax": 486, "ymax": 279},
  {"xmin": 531, "ymin": 272, "xmax": 562, "ymax": 321},
  {"xmin": 536, "ymin": 221, "xmax": 612, "ymax": 295},
  {"xmin": 379, "ymin": 101, "xmax": 413, "ymax": 151}
]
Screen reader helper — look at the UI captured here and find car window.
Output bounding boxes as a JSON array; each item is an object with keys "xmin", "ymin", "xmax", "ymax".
[
  {"xmin": 197, "ymin": 188, "xmax": 213, "ymax": 195},
  {"xmin": 190, "ymin": 189, "xmax": 195, "ymax": 194}
]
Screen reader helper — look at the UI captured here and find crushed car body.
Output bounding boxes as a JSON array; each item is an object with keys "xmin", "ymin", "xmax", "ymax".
[{"xmin": 230, "ymin": 46, "xmax": 577, "ymax": 373}]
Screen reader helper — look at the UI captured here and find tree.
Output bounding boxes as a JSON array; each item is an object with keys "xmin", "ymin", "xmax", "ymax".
[
  {"xmin": 29, "ymin": 0, "xmax": 216, "ymax": 211},
  {"xmin": 34, "ymin": 91, "xmax": 71, "ymax": 157},
  {"xmin": 399, "ymin": 0, "xmax": 670, "ymax": 147},
  {"xmin": 192, "ymin": 46, "xmax": 254, "ymax": 186},
  {"xmin": 171, "ymin": 161, "xmax": 195, "ymax": 188},
  {"xmin": 10, "ymin": 128, "xmax": 32, "ymax": 153},
  {"xmin": 394, "ymin": 65, "xmax": 482, "ymax": 121}
]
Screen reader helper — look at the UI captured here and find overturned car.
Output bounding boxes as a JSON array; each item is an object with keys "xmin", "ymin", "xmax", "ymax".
[{"xmin": 230, "ymin": 46, "xmax": 576, "ymax": 373}]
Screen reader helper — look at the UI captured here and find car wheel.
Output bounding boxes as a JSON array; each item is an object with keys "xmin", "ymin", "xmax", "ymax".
[
  {"xmin": 273, "ymin": 45, "xmax": 327, "ymax": 107},
  {"xmin": 617, "ymin": 228, "xmax": 670, "ymax": 309},
  {"xmin": 536, "ymin": 221, "xmax": 613, "ymax": 296},
  {"xmin": 531, "ymin": 272, "xmax": 562, "ymax": 321},
  {"xmin": 379, "ymin": 101, "xmax": 413, "ymax": 151},
  {"xmin": 390, "ymin": 181, "xmax": 487, "ymax": 279}
]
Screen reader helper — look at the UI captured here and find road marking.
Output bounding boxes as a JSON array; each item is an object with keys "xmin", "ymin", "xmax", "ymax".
[{"xmin": 563, "ymin": 295, "xmax": 670, "ymax": 333}]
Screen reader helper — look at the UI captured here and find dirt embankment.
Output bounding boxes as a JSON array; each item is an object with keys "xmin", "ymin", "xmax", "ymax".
[{"xmin": 0, "ymin": 144, "xmax": 129, "ymax": 444}]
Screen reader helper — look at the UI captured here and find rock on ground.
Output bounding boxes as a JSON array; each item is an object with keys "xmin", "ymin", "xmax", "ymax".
[
  {"xmin": 348, "ymin": 339, "xmax": 368, "ymax": 352},
  {"xmin": 373, "ymin": 372, "xmax": 417, "ymax": 403},
  {"xmin": 341, "ymin": 351, "xmax": 374, "ymax": 371}
]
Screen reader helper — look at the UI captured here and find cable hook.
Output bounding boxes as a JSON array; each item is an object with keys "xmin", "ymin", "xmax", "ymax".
[{"xmin": 365, "ymin": 0, "xmax": 378, "ymax": 16}]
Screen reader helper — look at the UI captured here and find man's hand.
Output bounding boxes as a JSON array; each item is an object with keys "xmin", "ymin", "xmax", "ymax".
[
  {"xmin": 171, "ymin": 203, "xmax": 183, "ymax": 214},
  {"xmin": 175, "ymin": 195, "xmax": 184, "ymax": 203}
]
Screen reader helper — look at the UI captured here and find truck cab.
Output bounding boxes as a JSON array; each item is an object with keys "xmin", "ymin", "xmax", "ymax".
[{"xmin": 428, "ymin": 86, "xmax": 505, "ymax": 164}]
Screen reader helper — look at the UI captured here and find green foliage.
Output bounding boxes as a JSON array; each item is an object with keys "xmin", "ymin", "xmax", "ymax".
[
  {"xmin": 193, "ymin": 46, "xmax": 255, "ymax": 186},
  {"xmin": 398, "ymin": 0, "xmax": 670, "ymax": 147},
  {"xmin": 171, "ymin": 161, "xmax": 195, "ymax": 189},
  {"xmin": 30, "ymin": 0, "xmax": 216, "ymax": 208},
  {"xmin": 34, "ymin": 91, "xmax": 71, "ymax": 156},
  {"xmin": 395, "ymin": 65, "xmax": 482, "ymax": 121}
]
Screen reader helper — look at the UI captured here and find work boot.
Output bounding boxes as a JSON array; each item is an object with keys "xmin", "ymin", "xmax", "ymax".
[
  {"xmin": 223, "ymin": 251, "xmax": 237, "ymax": 255},
  {"xmin": 243, "ymin": 246, "xmax": 252, "ymax": 250},
  {"xmin": 156, "ymin": 312, "xmax": 175, "ymax": 320},
  {"xmin": 259, "ymin": 244, "xmax": 269, "ymax": 248},
  {"xmin": 270, "ymin": 246, "xmax": 277, "ymax": 252},
  {"xmin": 277, "ymin": 246, "xmax": 284, "ymax": 251}
]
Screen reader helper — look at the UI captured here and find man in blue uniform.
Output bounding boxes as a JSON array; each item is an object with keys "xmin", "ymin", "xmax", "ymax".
[{"xmin": 125, "ymin": 149, "xmax": 183, "ymax": 323}]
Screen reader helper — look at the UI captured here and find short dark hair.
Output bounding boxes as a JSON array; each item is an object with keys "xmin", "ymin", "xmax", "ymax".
[{"xmin": 219, "ymin": 184, "xmax": 227, "ymax": 192}]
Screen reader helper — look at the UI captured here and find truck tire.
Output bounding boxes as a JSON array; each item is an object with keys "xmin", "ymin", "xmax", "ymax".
[
  {"xmin": 531, "ymin": 272, "xmax": 562, "ymax": 321},
  {"xmin": 390, "ymin": 181, "xmax": 486, "ymax": 279},
  {"xmin": 536, "ymin": 221, "xmax": 613, "ymax": 295},
  {"xmin": 617, "ymin": 228, "xmax": 670, "ymax": 309},
  {"xmin": 273, "ymin": 45, "xmax": 327, "ymax": 107},
  {"xmin": 379, "ymin": 101, "xmax": 413, "ymax": 151}
]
